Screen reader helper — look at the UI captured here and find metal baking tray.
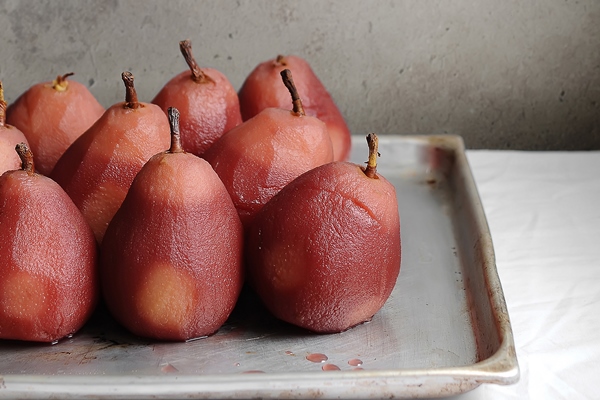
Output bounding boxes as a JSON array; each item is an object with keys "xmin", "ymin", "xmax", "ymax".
[{"xmin": 0, "ymin": 135, "xmax": 519, "ymax": 399}]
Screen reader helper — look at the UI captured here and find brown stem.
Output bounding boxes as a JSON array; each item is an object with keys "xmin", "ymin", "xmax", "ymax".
[
  {"xmin": 167, "ymin": 107, "xmax": 183, "ymax": 153},
  {"xmin": 274, "ymin": 54, "xmax": 287, "ymax": 66},
  {"xmin": 179, "ymin": 39, "xmax": 212, "ymax": 84},
  {"xmin": 0, "ymin": 81, "xmax": 6, "ymax": 126},
  {"xmin": 121, "ymin": 71, "xmax": 140, "ymax": 109},
  {"xmin": 280, "ymin": 69, "xmax": 305, "ymax": 116},
  {"xmin": 364, "ymin": 133, "xmax": 379, "ymax": 178},
  {"xmin": 15, "ymin": 143, "xmax": 35, "ymax": 175},
  {"xmin": 52, "ymin": 72, "xmax": 74, "ymax": 92}
]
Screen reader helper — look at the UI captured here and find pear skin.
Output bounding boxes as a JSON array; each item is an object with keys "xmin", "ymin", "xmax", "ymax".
[
  {"xmin": 100, "ymin": 108, "xmax": 244, "ymax": 341},
  {"xmin": 0, "ymin": 144, "xmax": 98, "ymax": 343},
  {"xmin": 246, "ymin": 134, "xmax": 401, "ymax": 333},
  {"xmin": 51, "ymin": 72, "xmax": 170, "ymax": 243},
  {"xmin": 152, "ymin": 39, "xmax": 242, "ymax": 156},
  {"xmin": 239, "ymin": 55, "xmax": 351, "ymax": 162},
  {"xmin": 6, "ymin": 73, "xmax": 105, "ymax": 175}
]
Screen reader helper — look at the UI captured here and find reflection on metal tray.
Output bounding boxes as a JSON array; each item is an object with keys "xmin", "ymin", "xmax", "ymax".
[{"xmin": 0, "ymin": 135, "xmax": 519, "ymax": 399}]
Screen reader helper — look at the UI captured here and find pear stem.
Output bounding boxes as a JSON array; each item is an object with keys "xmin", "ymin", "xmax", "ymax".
[
  {"xmin": 15, "ymin": 143, "xmax": 35, "ymax": 175},
  {"xmin": 179, "ymin": 39, "xmax": 212, "ymax": 84},
  {"xmin": 167, "ymin": 107, "xmax": 183, "ymax": 153},
  {"xmin": 280, "ymin": 69, "xmax": 305, "ymax": 116},
  {"xmin": 0, "ymin": 81, "xmax": 6, "ymax": 126},
  {"xmin": 274, "ymin": 54, "xmax": 287, "ymax": 66},
  {"xmin": 122, "ymin": 71, "xmax": 140, "ymax": 109},
  {"xmin": 52, "ymin": 72, "xmax": 74, "ymax": 92},
  {"xmin": 364, "ymin": 133, "xmax": 379, "ymax": 179}
]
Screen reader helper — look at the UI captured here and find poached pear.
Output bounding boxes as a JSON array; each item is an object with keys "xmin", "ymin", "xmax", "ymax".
[
  {"xmin": 238, "ymin": 54, "xmax": 351, "ymax": 162},
  {"xmin": 0, "ymin": 143, "xmax": 98, "ymax": 343},
  {"xmin": 6, "ymin": 73, "xmax": 105, "ymax": 175},
  {"xmin": 51, "ymin": 71, "xmax": 170, "ymax": 243},
  {"xmin": 246, "ymin": 134, "xmax": 401, "ymax": 333},
  {"xmin": 0, "ymin": 82, "xmax": 29, "ymax": 175},
  {"xmin": 203, "ymin": 69, "xmax": 333, "ymax": 230},
  {"xmin": 100, "ymin": 108, "xmax": 244, "ymax": 341},
  {"xmin": 152, "ymin": 39, "xmax": 242, "ymax": 156}
]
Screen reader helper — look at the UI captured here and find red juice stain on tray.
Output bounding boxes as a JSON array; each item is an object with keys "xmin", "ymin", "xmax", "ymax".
[
  {"xmin": 322, "ymin": 363, "xmax": 340, "ymax": 371},
  {"xmin": 306, "ymin": 353, "xmax": 328, "ymax": 363},
  {"xmin": 348, "ymin": 358, "xmax": 363, "ymax": 367},
  {"xmin": 161, "ymin": 363, "xmax": 178, "ymax": 373}
]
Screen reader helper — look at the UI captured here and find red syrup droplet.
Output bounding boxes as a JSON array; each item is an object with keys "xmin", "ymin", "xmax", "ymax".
[
  {"xmin": 306, "ymin": 353, "xmax": 328, "ymax": 363},
  {"xmin": 348, "ymin": 358, "xmax": 363, "ymax": 367},
  {"xmin": 322, "ymin": 363, "xmax": 341, "ymax": 371}
]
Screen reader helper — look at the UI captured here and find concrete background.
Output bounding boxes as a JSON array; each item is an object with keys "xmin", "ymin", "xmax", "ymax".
[{"xmin": 0, "ymin": 0, "xmax": 598, "ymax": 150}]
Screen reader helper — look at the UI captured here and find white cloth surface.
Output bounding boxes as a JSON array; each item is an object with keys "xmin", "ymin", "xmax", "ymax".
[{"xmin": 447, "ymin": 150, "xmax": 600, "ymax": 400}]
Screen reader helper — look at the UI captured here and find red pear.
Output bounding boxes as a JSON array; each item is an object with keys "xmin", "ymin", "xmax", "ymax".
[
  {"xmin": 100, "ymin": 108, "xmax": 244, "ymax": 341},
  {"xmin": 203, "ymin": 69, "xmax": 333, "ymax": 230},
  {"xmin": 0, "ymin": 143, "xmax": 98, "ymax": 343},
  {"xmin": 51, "ymin": 72, "xmax": 170, "ymax": 243},
  {"xmin": 238, "ymin": 54, "xmax": 351, "ymax": 161},
  {"xmin": 152, "ymin": 39, "xmax": 242, "ymax": 156},
  {"xmin": 246, "ymin": 134, "xmax": 401, "ymax": 333},
  {"xmin": 0, "ymin": 82, "xmax": 29, "ymax": 175},
  {"xmin": 6, "ymin": 73, "xmax": 104, "ymax": 175}
]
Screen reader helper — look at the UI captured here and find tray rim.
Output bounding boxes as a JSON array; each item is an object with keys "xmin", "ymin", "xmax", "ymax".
[{"xmin": 0, "ymin": 134, "xmax": 519, "ymax": 398}]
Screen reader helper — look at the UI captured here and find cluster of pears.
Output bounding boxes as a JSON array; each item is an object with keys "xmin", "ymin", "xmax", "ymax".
[{"xmin": 0, "ymin": 40, "xmax": 400, "ymax": 343}]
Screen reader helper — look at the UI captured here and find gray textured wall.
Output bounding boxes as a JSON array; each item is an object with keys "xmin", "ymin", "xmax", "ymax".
[{"xmin": 1, "ymin": 0, "xmax": 598, "ymax": 150}]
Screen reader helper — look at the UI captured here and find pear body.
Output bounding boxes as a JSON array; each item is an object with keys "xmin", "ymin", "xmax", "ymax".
[
  {"xmin": 238, "ymin": 55, "xmax": 351, "ymax": 162},
  {"xmin": 0, "ymin": 169, "xmax": 98, "ymax": 342},
  {"xmin": 246, "ymin": 161, "xmax": 401, "ymax": 333},
  {"xmin": 50, "ymin": 102, "xmax": 170, "ymax": 243},
  {"xmin": 6, "ymin": 77, "xmax": 104, "ymax": 175},
  {"xmin": 100, "ymin": 150, "xmax": 244, "ymax": 341},
  {"xmin": 203, "ymin": 107, "xmax": 333, "ymax": 230},
  {"xmin": 152, "ymin": 68, "xmax": 242, "ymax": 156}
]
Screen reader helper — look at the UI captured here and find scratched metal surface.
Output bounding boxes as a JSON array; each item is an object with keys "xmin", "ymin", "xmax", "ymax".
[{"xmin": 0, "ymin": 135, "xmax": 518, "ymax": 399}]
